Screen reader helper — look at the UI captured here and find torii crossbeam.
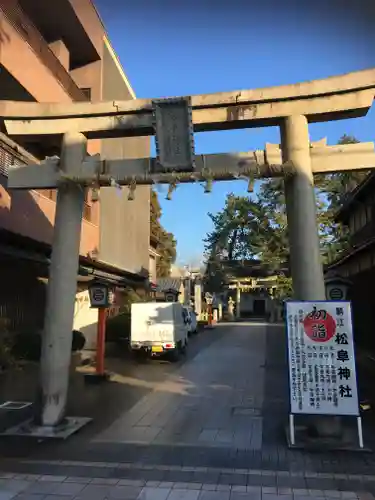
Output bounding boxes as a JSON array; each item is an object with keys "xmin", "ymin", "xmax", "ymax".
[
  {"xmin": 2, "ymin": 68, "xmax": 375, "ymax": 138},
  {"xmin": 7, "ymin": 140, "xmax": 375, "ymax": 189}
]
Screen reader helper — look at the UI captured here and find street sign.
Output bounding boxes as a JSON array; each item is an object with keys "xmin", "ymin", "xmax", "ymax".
[
  {"xmin": 153, "ymin": 97, "xmax": 195, "ymax": 172},
  {"xmin": 286, "ymin": 301, "xmax": 359, "ymax": 416}
]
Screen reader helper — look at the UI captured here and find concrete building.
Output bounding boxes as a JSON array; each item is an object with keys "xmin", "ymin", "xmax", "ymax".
[
  {"xmin": 0, "ymin": 0, "xmax": 150, "ymax": 337},
  {"xmin": 327, "ymin": 172, "xmax": 375, "ymax": 351}
]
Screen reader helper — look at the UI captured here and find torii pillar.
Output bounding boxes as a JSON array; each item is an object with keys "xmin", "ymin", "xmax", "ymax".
[
  {"xmin": 281, "ymin": 115, "xmax": 340, "ymax": 437},
  {"xmin": 34, "ymin": 132, "xmax": 91, "ymax": 434},
  {"xmin": 281, "ymin": 115, "xmax": 325, "ymax": 301}
]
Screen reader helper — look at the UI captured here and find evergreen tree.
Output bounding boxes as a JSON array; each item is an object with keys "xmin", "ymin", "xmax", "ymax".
[{"xmin": 150, "ymin": 190, "xmax": 177, "ymax": 277}]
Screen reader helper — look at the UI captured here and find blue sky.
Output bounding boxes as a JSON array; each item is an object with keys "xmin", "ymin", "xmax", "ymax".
[{"xmin": 96, "ymin": 0, "xmax": 375, "ymax": 266}]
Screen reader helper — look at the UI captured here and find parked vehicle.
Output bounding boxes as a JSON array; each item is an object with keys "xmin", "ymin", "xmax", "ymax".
[
  {"xmin": 183, "ymin": 306, "xmax": 198, "ymax": 335},
  {"xmin": 130, "ymin": 302, "xmax": 189, "ymax": 361}
]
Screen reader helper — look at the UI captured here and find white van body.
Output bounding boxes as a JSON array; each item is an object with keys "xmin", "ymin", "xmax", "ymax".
[{"xmin": 131, "ymin": 302, "xmax": 188, "ymax": 359}]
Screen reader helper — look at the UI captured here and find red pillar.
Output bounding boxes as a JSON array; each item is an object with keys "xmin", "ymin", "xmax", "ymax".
[
  {"xmin": 96, "ymin": 308, "xmax": 107, "ymax": 375},
  {"xmin": 208, "ymin": 304, "xmax": 213, "ymax": 327}
]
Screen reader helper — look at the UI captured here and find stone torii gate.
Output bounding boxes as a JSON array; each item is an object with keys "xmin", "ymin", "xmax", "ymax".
[{"xmin": 2, "ymin": 67, "xmax": 375, "ymax": 435}]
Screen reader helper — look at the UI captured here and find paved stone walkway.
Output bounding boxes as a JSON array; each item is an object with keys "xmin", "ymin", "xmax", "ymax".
[
  {"xmin": 0, "ymin": 468, "xmax": 373, "ymax": 500},
  {"xmin": 94, "ymin": 322, "xmax": 266, "ymax": 450},
  {"xmin": 1, "ymin": 323, "xmax": 375, "ymax": 498}
]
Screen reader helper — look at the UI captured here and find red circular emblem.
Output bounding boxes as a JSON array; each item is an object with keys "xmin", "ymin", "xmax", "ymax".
[{"xmin": 302, "ymin": 307, "xmax": 336, "ymax": 343}]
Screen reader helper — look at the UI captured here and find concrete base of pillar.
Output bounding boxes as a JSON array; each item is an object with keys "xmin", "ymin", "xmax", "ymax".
[
  {"xmin": 285, "ymin": 421, "xmax": 371, "ymax": 452},
  {"xmin": 1, "ymin": 416, "xmax": 92, "ymax": 440}
]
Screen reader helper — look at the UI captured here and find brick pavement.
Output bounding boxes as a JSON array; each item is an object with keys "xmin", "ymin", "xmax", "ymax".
[
  {"xmin": 1, "ymin": 323, "xmax": 375, "ymax": 498},
  {"xmin": 94, "ymin": 323, "xmax": 266, "ymax": 450},
  {"xmin": 0, "ymin": 466, "xmax": 374, "ymax": 500}
]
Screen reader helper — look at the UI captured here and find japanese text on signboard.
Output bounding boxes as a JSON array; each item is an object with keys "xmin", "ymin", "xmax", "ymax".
[{"xmin": 286, "ymin": 301, "xmax": 358, "ymax": 416}]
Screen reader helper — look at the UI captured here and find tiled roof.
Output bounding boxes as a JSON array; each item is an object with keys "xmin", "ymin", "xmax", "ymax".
[{"xmin": 156, "ymin": 277, "xmax": 182, "ymax": 291}]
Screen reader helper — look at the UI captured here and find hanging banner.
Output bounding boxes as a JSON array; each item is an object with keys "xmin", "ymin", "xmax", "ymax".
[{"xmin": 286, "ymin": 301, "xmax": 359, "ymax": 416}]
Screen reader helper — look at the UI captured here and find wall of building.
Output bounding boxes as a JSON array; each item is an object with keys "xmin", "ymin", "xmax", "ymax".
[
  {"xmin": 149, "ymin": 253, "xmax": 157, "ymax": 283},
  {"xmin": 0, "ymin": 175, "xmax": 98, "ymax": 257},
  {"xmin": 1, "ymin": 3, "xmax": 150, "ymax": 275},
  {"xmin": 67, "ymin": 0, "xmax": 105, "ymax": 58},
  {"xmin": 331, "ymin": 248, "xmax": 375, "ymax": 352},
  {"xmin": 347, "ymin": 266, "xmax": 375, "ymax": 351},
  {"xmin": 73, "ymin": 289, "xmax": 98, "ymax": 349},
  {"xmin": 0, "ymin": 8, "xmax": 75, "ymax": 103},
  {"xmin": 0, "ymin": 3, "xmax": 102, "ymax": 257},
  {"xmin": 99, "ymin": 37, "xmax": 150, "ymax": 275},
  {"xmin": 0, "ymin": 258, "xmax": 47, "ymax": 333}
]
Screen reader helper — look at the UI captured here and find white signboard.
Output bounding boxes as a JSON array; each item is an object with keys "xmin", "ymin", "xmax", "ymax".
[{"xmin": 286, "ymin": 301, "xmax": 359, "ymax": 416}]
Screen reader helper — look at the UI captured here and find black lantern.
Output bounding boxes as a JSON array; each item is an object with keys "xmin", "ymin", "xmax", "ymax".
[
  {"xmin": 164, "ymin": 288, "xmax": 179, "ymax": 302},
  {"xmin": 88, "ymin": 279, "xmax": 115, "ymax": 308},
  {"xmin": 324, "ymin": 274, "xmax": 351, "ymax": 301}
]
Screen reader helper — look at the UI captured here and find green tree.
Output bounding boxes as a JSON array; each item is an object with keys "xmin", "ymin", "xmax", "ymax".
[
  {"xmin": 203, "ymin": 134, "xmax": 369, "ymax": 298},
  {"xmin": 317, "ymin": 134, "xmax": 369, "ymax": 261},
  {"xmin": 150, "ymin": 190, "xmax": 177, "ymax": 278}
]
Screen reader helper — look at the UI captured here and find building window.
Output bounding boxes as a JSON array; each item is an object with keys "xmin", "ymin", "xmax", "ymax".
[{"xmin": 81, "ymin": 88, "xmax": 92, "ymax": 100}]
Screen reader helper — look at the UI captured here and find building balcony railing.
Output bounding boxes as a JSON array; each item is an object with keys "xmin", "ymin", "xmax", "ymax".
[
  {"xmin": 0, "ymin": 133, "xmax": 29, "ymax": 176},
  {"xmin": 0, "ymin": 134, "xmax": 92, "ymax": 222},
  {"xmin": 1, "ymin": 2, "xmax": 88, "ymax": 102}
]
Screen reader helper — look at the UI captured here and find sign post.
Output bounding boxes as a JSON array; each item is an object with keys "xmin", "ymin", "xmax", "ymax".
[
  {"xmin": 87, "ymin": 280, "xmax": 115, "ymax": 383},
  {"xmin": 286, "ymin": 300, "xmax": 363, "ymax": 449}
]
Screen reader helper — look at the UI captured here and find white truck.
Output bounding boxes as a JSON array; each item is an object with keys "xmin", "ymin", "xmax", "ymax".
[{"xmin": 130, "ymin": 302, "xmax": 189, "ymax": 361}]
